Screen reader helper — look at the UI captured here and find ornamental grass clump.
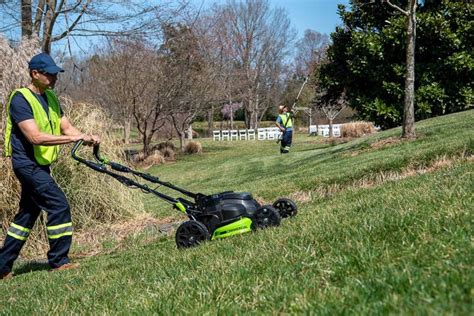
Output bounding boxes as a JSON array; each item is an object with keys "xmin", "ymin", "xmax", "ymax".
[
  {"xmin": 341, "ymin": 121, "xmax": 376, "ymax": 138},
  {"xmin": 183, "ymin": 141, "xmax": 202, "ymax": 154}
]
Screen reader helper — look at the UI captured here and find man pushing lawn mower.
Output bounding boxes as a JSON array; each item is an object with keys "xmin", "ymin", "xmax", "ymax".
[{"xmin": 0, "ymin": 53, "xmax": 100, "ymax": 280}]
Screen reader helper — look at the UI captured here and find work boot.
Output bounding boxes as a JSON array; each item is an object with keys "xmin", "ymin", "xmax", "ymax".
[
  {"xmin": 1, "ymin": 271, "xmax": 13, "ymax": 280},
  {"xmin": 51, "ymin": 262, "xmax": 80, "ymax": 272}
]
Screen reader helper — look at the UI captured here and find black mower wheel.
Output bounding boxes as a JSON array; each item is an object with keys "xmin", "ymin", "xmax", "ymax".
[
  {"xmin": 254, "ymin": 205, "xmax": 281, "ymax": 229},
  {"xmin": 175, "ymin": 220, "xmax": 210, "ymax": 249},
  {"xmin": 273, "ymin": 198, "xmax": 298, "ymax": 218}
]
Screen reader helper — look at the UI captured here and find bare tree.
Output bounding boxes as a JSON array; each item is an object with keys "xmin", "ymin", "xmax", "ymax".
[
  {"xmin": 1, "ymin": 1, "xmax": 180, "ymax": 53},
  {"xmin": 290, "ymin": 30, "xmax": 330, "ymax": 128},
  {"xmin": 186, "ymin": 10, "xmax": 232, "ymax": 136},
  {"xmin": 315, "ymin": 89, "xmax": 347, "ymax": 138},
  {"xmin": 221, "ymin": 102, "xmax": 242, "ymax": 130},
  {"xmin": 294, "ymin": 29, "xmax": 330, "ymax": 77},
  {"xmin": 83, "ymin": 39, "xmax": 162, "ymax": 148},
  {"xmin": 161, "ymin": 23, "xmax": 215, "ymax": 150},
  {"xmin": 211, "ymin": 0, "xmax": 294, "ymax": 129}
]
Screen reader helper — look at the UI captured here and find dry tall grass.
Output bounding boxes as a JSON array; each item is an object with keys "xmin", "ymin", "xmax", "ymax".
[
  {"xmin": 341, "ymin": 121, "xmax": 376, "ymax": 138},
  {"xmin": 54, "ymin": 99, "xmax": 145, "ymax": 228},
  {"xmin": 0, "ymin": 35, "xmax": 40, "ymax": 135}
]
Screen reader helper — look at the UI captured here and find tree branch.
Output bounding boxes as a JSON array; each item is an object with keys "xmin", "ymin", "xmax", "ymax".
[
  {"xmin": 56, "ymin": 0, "xmax": 82, "ymax": 15},
  {"xmin": 383, "ymin": 0, "xmax": 408, "ymax": 16},
  {"xmin": 51, "ymin": 0, "xmax": 91, "ymax": 42},
  {"xmin": 33, "ymin": 0, "xmax": 45, "ymax": 36}
]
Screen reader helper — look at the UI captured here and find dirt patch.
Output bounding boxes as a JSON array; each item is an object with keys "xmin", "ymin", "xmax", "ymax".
[{"xmin": 290, "ymin": 191, "xmax": 313, "ymax": 204}]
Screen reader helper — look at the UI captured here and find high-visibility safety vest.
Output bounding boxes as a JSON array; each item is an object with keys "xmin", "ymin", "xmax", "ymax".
[
  {"xmin": 278, "ymin": 113, "xmax": 293, "ymax": 128},
  {"xmin": 4, "ymin": 88, "xmax": 61, "ymax": 166}
]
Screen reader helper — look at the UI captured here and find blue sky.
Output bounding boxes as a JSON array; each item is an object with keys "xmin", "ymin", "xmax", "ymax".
[
  {"xmin": 194, "ymin": 0, "xmax": 351, "ymax": 37},
  {"xmin": 268, "ymin": 0, "xmax": 350, "ymax": 36}
]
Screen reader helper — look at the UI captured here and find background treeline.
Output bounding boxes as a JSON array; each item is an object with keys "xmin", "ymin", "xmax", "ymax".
[{"xmin": 1, "ymin": 0, "xmax": 472, "ymax": 153}]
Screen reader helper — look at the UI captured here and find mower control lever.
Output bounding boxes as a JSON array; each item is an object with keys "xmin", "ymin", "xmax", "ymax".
[
  {"xmin": 92, "ymin": 143, "xmax": 133, "ymax": 172},
  {"xmin": 71, "ymin": 140, "xmax": 106, "ymax": 171},
  {"xmin": 93, "ymin": 144, "xmax": 108, "ymax": 163}
]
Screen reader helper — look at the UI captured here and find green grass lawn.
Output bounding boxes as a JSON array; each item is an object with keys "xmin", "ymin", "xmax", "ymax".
[{"xmin": 1, "ymin": 110, "xmax": 473, "ymax": 314}]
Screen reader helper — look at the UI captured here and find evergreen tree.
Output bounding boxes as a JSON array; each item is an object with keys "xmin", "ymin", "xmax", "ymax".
[{"xmin": 319, "ymin": 0, "xmax": 473, "ymax": 129}]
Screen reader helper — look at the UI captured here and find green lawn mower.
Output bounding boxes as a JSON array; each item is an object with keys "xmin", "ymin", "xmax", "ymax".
[{"xmin": 72, "ymin": 141, "xmax": 297, "ymax": 248}]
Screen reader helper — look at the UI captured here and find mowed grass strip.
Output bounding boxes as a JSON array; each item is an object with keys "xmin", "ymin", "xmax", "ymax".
[{"xmin": 1, "ymin": 110, "xmax": 472, "ymax": 314}]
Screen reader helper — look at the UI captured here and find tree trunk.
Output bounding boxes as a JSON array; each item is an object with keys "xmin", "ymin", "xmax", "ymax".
[
  {"xmin": 42, "ymin": 0, "xmax": 55, "ymax": 53},
  {"xmin": 179, "ymin": 132, "xmax": 186, "ymax": 151},
  {"xmin": 402, "ymin": 0, "xmax": 417, "ymax": 139},
  {"xmin": 187, "ymin": 125, "xmax": 193, "ymax": 140},
  {"xmin": 244, "ymin": 107, "xmax": 251, "ymax": 129},
  {"xmin": 21, "ymin": 0, "xmax": 33, "ymax": 38},
  {"xmin": 33, "ymin": 0, "xmax": 46, "ymax": 36},
  {"xmin": 123, "ymin": 119, "xmax": 131, "ymax": 145},
  {"xmin": 142, "ymin": 134, "xmax": 151, "ymax": 156},
  {"xmin": 207, "ymin": 106, "xmax": 214, "ymax": 137},
  {"xmin": 329, "ymin": 118, "xmax": 334, "ymax": 138}
]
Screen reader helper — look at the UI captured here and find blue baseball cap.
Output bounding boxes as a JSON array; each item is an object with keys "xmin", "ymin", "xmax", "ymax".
[{"xmin": 28, "ymin": 53, "xmax": 64, "ymax": 74}]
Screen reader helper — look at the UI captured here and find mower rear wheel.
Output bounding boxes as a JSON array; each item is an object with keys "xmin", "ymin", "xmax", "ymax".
[
  {"xmin": 273, "ymin": 198, "xmax": 298, "ymax": 218},
  {"xmin": 254, "ymin": 205, "xmax": 281, "ymax": 229},
  {"xmin": 175, "ymin": 220, "xmax": 210, "ymax": 249}
]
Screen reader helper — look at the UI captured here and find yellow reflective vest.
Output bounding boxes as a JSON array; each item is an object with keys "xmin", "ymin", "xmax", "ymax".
[
  {"xmin": 4, "ymin": 88, "xmax": 61, "ymax": 165},
  {"xmin": 278, "ymin": 113, "xmax": 293, "ymax": 128}
]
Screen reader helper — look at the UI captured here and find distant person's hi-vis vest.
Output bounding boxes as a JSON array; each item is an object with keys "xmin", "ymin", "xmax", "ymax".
[
  {"xmin": 279, "ymin": 113, "xmax": 293, "ymax": 128},
  {"xmin": 4, "ymin": 88, "xmax": 61, "ymax": 165}
]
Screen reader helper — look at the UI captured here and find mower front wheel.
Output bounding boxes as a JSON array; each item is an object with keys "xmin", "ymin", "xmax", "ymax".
[
  {"xmin": 273, "ymin": 198, "xmax": 298, "ymax": 218},
  {"xmin": 175, "ymin": 220, "xmax": 210, "ymax": 249},
  {"xmin": 253, "ymin": 205, "xmax": 281, "ymax": 229}
]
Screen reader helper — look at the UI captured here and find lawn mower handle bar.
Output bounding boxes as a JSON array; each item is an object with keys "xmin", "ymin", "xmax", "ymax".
[{"xmin": 71, "ymin": 140, "xmax": 198, "ymax": 201}]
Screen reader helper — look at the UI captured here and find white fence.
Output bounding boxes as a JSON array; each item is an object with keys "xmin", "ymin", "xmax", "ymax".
[{"xmin": 212, "ymin": 127, "xmax": 280, "ymax": 141}]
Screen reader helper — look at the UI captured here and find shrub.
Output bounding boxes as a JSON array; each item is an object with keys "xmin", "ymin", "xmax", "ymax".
[
  {"xmin": 341, "ymin": 121, "xmax": 376, "ymax": 138},
  {"xmin": 184, "ymin": 141, "xmax": 202, "ymax": 154}
]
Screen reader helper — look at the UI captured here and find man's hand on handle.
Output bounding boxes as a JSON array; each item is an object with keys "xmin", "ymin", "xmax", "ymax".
[{"xmin": 72, "ymin": 134, "xmax": 101, "ymax": 146}]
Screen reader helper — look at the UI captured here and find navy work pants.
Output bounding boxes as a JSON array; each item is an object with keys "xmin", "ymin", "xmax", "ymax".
[
  {"xmin": 280, "ymin": 130, "xmax": 293, "ymax": 154},
  {"xmin": 0, "ymin": 165, "xmax": 72, "ymax": 274}
]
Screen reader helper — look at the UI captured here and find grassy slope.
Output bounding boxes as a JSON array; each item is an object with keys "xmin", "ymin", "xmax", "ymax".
[{"xmin": 1, "ymin": 111, "xmax": 473, "ymax": 314}]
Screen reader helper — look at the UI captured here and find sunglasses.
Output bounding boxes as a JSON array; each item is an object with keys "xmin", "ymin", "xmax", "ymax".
[{"xmin": 34, "ymin": 70, "xmax": 58, "ymax": 76}]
